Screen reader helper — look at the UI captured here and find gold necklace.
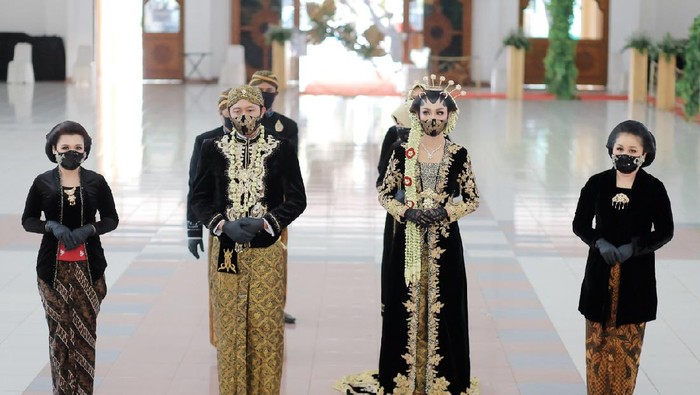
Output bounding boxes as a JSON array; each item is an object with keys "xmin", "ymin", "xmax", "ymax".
[
  {"xmin": 64, "ymin": 187, "xmax": 77, "ymax": 206},
  {"xmin": 419, "ymin": 141, "xmax": 444, "ymax": 160}
]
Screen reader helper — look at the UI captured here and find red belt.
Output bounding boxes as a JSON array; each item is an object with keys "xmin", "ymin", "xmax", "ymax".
[{"xmin": 58, "ymin": 243, "xmax": 87, "ymax": 261}]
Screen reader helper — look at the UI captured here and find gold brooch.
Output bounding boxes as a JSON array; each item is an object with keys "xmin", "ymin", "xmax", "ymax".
[
  {"xmin": 275, "ymin": 119, "xmax": 284, "ymax": 132},
  {"xmin": 612, "ymin": 193, "xmax": 629, "ymax": 210},
  {"xmin": 64, "ymin": 187, "xmax": 77, "ymax": 206}
]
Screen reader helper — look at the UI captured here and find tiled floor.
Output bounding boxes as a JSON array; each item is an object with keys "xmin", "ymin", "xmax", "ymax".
[{"xmin": 0, "ymin": 81, "xmax": 699, "ymax": 395}]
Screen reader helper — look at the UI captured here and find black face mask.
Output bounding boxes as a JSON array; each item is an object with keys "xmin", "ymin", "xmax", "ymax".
[
  {"xmin": 56, "ymin": 150, "xmax": 85, "ymax": 170},
  {"xmin": 420, "ymin": 118, "xmax": 446, "ymax": 137},
  {"xmin": 261, "ymin": 92, "xmax": 277, "ymax": 110},
  {"xmin": 232, "ymin": 114, "xmax": 261, "ymax": 135},
  {"xmin": 613, "ymin": 154, "xmax": 644, "ymax": 174},
  {"xmin": 223, "ymin": 117, "xmax": 234, "ymax": 132}
]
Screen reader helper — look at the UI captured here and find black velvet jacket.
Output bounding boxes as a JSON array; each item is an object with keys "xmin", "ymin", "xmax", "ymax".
[
  {"xmin": 261, "ymin": 111, "xmax": 299, "ymax": 155},
  {"xmin": 186, "ymin": 125, "xmax": 226, "ymax": 238},
  {"xmin": 22, "ymin": 167, "xmax": 119, "ymax": 284},
  {"xmin": 191, "ymin": 129, "xmax": 306, "ymax": 250},
  {"xmin": 573, "ymin": 168, "xmax": 674, "ymax": 325}
]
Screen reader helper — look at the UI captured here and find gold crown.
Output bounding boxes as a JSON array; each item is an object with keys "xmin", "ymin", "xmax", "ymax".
[{"xmin": 420, "ymin": 74, "xmax": 466, "ymax": 98}]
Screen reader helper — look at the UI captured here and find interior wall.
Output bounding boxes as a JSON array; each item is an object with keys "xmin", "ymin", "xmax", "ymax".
[{"xmin": 2, "ymin": 0, "xmax": 697, "ymax": 85}]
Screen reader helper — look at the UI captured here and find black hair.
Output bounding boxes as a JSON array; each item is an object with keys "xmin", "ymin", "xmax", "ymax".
[
  {"xmin": 45, "ymin": 121, "xmax": 92, "ymax": 163},
  {"xmin": 605, "ymin": 120, "xmax": 656, "ymax": 167},
  {"xmin": 409, "ymin": 89, "xmax": 458, "ymax": 114}
]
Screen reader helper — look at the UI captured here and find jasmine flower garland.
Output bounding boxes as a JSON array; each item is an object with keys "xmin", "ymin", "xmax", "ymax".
[{"xmin": 403, "ymin": 112, "xmax": 423, "ymax": 286}]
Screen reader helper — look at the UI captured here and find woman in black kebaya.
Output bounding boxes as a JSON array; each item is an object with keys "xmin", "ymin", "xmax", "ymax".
[
  {"xmin": 22, "ymin": 121, "xmax": 118, "ymax": 394},
  {"xmin": 573, "ymin": 120, "xmax": 673, "ymax": 394}
]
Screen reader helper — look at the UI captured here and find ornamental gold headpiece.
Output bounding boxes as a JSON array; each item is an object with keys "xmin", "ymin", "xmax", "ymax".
[
  {"xmin": 249, "ymin": 70, "xmax": 279, "ymax": 89},
  {"xmin": 217, "ymin": 88, "xmax": 231, "ymax": 111},
  {"xmin": 420, "ymin": 74, "xmax": 467, "ymax": 99},
  {"xmin": 226, "ymin": 85, "xmax": 264, "ymax": 108}
]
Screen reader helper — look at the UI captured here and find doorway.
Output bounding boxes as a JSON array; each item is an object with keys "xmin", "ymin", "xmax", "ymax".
[
  {"xmin": 519, "ymin": 0, "xmax": 609, "ymax": 87},
  {"xmin": 142, "ymin": 0, "xmax": 184, "ymax": 80}
]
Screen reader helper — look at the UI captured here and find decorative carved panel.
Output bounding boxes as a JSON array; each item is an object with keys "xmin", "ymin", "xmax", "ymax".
[
  {"xmin": 232, "ymin": 0, "xmax": 281, "ymax": 80},
  {"xmin": 424, "ymin": 0, "xmax": 473, "ymax": 85}
]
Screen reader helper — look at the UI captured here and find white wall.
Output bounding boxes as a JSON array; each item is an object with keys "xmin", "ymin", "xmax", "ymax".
[
  {"xmin": 206, "ymin": 0, "xmax": 231, "ymax": 80},
  {"xmin": 472, "ymin": 0, "xmax": 520, "ymax": 85},
  {"xmin": 0, "ymin": 0, "xmax": 54, "ymax": 35}
]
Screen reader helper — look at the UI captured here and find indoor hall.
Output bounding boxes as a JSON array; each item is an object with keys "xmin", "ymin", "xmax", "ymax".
[
  {"xmin": 1, "ymin": 82, "xmax": 699, "ymax": 395},
  {"xmin": 1, "ymin": 1, "xmax": 700, "ymax": 395}
]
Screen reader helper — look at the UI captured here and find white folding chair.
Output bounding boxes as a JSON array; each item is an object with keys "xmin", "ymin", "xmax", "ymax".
[
  {"xmin": 218, "ymin": 44, "xmax": 246, "ymax": 87},
  {"xmin": 7, "ymin": 42, "xmax": 35, "ymax": 84}
]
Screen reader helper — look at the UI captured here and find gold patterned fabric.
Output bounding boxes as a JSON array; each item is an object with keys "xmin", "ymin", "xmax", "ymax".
[
  {"xmin": 37, "ymin": 261, "xmax": 107, "ymax": 395},
  {"xmin": 226, "ymin": 85, "xmax": 264, "ymax": 108},
  {"xmin": 210, "ymin": 236, "xmax": 286, "ymax": 394},
  {"xmin": 336, "ymin": 141, "xmax": 479, "ymax": 395},
  {"xmin": 208, "ymin": 236, "xmax": 217, "ymax": 347},
  {"xmin": 585, "ymin": 264, "xmax": 646, "ymax": 395}
]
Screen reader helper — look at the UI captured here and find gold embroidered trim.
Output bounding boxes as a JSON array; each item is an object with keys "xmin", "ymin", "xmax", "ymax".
[
  {"xmin": 217, "ymin": 131, "xmax": 279, "ymax": 250},
  {"xmin": 446, "ymin": 152, "xmax": 479, "ymax": 222},
  {"xmin": 378, "ymin": 152, "xmax": 407, "ymax": 221}
]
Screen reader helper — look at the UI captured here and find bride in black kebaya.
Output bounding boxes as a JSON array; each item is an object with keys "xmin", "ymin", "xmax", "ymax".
[{"xmin": 336, "ymin": 75, "xmax": 480, "ymax": 395}]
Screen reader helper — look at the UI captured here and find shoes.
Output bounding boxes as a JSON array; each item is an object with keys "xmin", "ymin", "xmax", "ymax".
[{"xmin": 284, "ymin": 312, "xmax": 296, "ymax": 324}]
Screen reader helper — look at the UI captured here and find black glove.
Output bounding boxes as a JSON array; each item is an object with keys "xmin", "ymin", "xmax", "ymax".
[
  {"xmin": 394, "ymin": 189, "xmax": 405, "ymax": 204},
  {"xmin": 70, "ymin": 224, "xmax": 96, "ymax": 248},
  {"xmin": 618, "ymin": 243, "xmax": 634, "ymax": 263},
  {"xmin": 404, "ymin": 209, "xmax": 431, "ymax": 227},
  {"xmin": 188, "ymin": 238, "xmax": 204, "ymax": 259},
  {"xmin": 422, "ymin": 207, "xmax": 448, "ymax": 224},
  {"xmin": 45, "ymin": 220, "xmax": 77, "ymax": 248},
  {"xmin": 238, "ymin": 217, "xmax": 265, "ymax": 234},
  {"xmin": 222, "ymin": 220, "xmax": 256, "ymax": 243},
  {"xmin": 595, "ymin": 238, "xmax": 621, "ymax": 266}
]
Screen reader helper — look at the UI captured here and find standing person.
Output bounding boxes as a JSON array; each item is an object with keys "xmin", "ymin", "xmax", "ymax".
[
  {"xmin": 377, "ymin": 101, "xmax": 412, "ymax": 316},
  {"xmin": 186, "ymin": 88, "xmax": 231, "ymax": 258},
  {"xmin": 573, "ymin": 120, "xmax": 673, "ymax": 394},
  {"xmin": 377, "ymin": 83, "xmax": 424, "ymax": 179},
  {"xmin": 191, "ymin": 85, "xmax": 306, "ymax": 394},
  {"xmin": 249, "ymin": 70, "xmax": 299, "ymax": 153},
  {"xmin": 186, "ymin": 88, "xmax": 231, "ymax": 347},
  {"xmin": 22, "ymin": 121, "xmax": 119, "ymax": 394},
  {"xmin": 249, "ymin": 69, "xmax": 299, "ymax": 324},
  {"xmin": 336, "ymin": 75, "xmax": 480, "ymax": 394}
]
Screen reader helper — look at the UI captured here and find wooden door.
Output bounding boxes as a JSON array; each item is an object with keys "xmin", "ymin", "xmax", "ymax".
[
  {"xmin": 143, "ymin": 0, "xmax": 184, "ymax": 80},
  {"xmin": 423, "ymin": 0, "xmax": 473, "ymax": 85},
  {"xmin": 231, "ymin": 0, "xmax": 281, "ymax": 80},
  {"xmin": 520, "ymin": 0, "xmax": 609, "ymax": 86}
]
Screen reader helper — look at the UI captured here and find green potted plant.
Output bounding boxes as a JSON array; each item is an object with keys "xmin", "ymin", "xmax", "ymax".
[
  {"xmin": 623, "ymin": 32, "xmax": 654, "ymax": 54},
  {"xmin": 502, "ymin": 29, "xmax": 532, "ymax": 51},
  {"xmin": 624, "ymin": 32, "xmax": 653, "ymax": 103},
  {"xmin": 655, "ymin": 33, "xmax": 685, "ymax": 61},
  {"xmin": 678, "ymin": 16, "xmax": 700, "ymax": 119},
  {"xmin": 543, "ymin": 0, "xmax": 578, "ymax": 100},
  {"xmin": 501, "ymin": 29, "xmax": 531, "ymax": 100},
  {"xmin": 655, "ymin": 33, "xmax": 685, "ymax": 110},
  {"xmin": 264, "ymin": 25, "xmax": 293, "ymax": 45}
]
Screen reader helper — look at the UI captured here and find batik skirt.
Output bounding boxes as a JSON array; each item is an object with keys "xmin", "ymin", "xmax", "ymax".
[
  {"xmin": 37, "ymin": 260, "xmax": 107, "ymax": 395},
  {"xmin": 585, "ymin": 263, "xmax": 646, "ymax": 395}
]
